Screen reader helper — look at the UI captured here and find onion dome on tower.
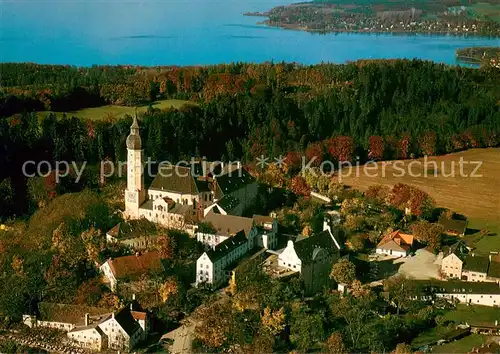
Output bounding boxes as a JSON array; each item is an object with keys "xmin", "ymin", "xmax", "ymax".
[{"xmin": 126, "ymin": 112, "xmax": 142, "ymax": 150}]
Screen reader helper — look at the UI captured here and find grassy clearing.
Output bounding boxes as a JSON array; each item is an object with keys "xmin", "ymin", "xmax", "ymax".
[
  {"xmin": 432, "ymin": 334, "xmax": 486, "ymax": 353},
  {"xmin": 444, "ymin": 304, "xmax": 500, "ymax": 324},
  {"xmin": 38, "ymin": 99, "xmax": 196, "ymax": 121},
  {"xmin": 340, "ymin": 148, "xmax": 500, "ymax": 234}
]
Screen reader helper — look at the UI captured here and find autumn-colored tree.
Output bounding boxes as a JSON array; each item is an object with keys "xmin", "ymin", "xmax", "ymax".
[
  {"xmin": 368, "ymin": 136, "xmax": 385, "ymax": 160},
  {"xmin": 393, "ymin": 343, "xmax": 412, "ymax": 354},
  {"xmin": 365, "ymin": 184, "xmax": 390, "ymax": 205},
  {"xmin": 327, "ymin": 136, "xmax": 355, "ymax": 162},
  {"xmin": 261, "ymin": 307, "xmax": 286, "ymax": 336},
  {"xmin": 410, "ymin": 220, "xmax": 444, "ymax": 252},
  {"xmin": 397, "ymin": 135, "xmax": 410, "ymax": 160},
  {"xmin": 260, "ymin": 163, "xmax": 288, "ymax": 188},
  {"xmin": 330, "ymin": 258, "xmax": 356, "ymax": 285},
  {"xmin": 291, "ymin": 176, "xmax": 311, "ymax": 197},
  {"xmin": 350, "ymin": 280, "xmax": 373, "ymax": 300},
  {"xmin": 194, "ymin": 302, "xmax": 234, "ymax": 348},
  {"xmin": 74, "ymin": 278, "xmax": 102, "ymax": 306},
  {"xmin": 98, "ymin": 293, "xmax": 122, "ymax": 309},
  {"xmin": 159, "ymin": 277, "xmax": 179, "ymax": 302},
  {"xmin": 344, "ymin": 215, "xmax": 366, "ymax": 233},
  {"xmin": 11, "ymin": 256, "xmax": 25, "ymax": 277},
  {"xmin": 157, "ymin": 234, "xmax": 177, "ymax": 260},
  {"xmin": 419, "ymin": 131, "xmax": 437, "ymax": 156},
  {"xmin": 325, "ymin": 332, "xmax": 348, "ymax": 354},
  {"xmin": 285, "ymin": 151, "xmax": 302, "ymax": 171},
  {"xmin": 305, "ymin": 142, "xmax": 324, "ymax": 166}
]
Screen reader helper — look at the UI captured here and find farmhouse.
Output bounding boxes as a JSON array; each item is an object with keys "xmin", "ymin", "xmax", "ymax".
[
  {"xmin": 123, "ymin": 116, "xmax": 257, "ymax": 229},
  {"xmin": 100, "ymin": 251, "xmax": 163, "ymax": 291},
  {"xmin": 420, "ymin": 280, "xmax": 500, "ymax": 307},
  {"xmin": 22, "ymin": 302, "xmax": 111, "ymax": 332},
  {"xmin": 441, "ymin": 241, "xmax": 469, "ymax": 279},
  {"xmin": 106, "ymin": 219, "xmax": 157, "ymax": 250},
  {"xmin": 376, "ymin": 230, "xmax": 414, "ymax": 257},
  {"xmin": 438, "ymin": 215, "xmax": 468, "ymax": 236},
  {"xmin": 462, "ymin": 254, "xmax": 490, "ymax": 282}
]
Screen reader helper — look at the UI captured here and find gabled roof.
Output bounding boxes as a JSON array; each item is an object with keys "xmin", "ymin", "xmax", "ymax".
[
  {"xmin": 416, "ymin": 280, "xmax": 500, "ymax": 295},
  {"xmin": 376, "ymin": 230, "xmax": 414, "ymax": 251},
  {"xmin": 445, "ymin": 241, "xmax": 469, "ymax": 262},
  {"xmin": 37, "ymin": 302, "xmax": 111, "ymax": 326},
  {"xmin": 205, "ymin": 230, "xmax": 248, "ymax": 262},
  {"xmin": 488, "ymin": 261, "xmax": 500, "ymax": 279},
  {"xmin": 150, "ymin": 165, "xmax": 199, "ymax": 194},
  {"xmin": 215, "ymin": 168, "xmax": 254, "ymax": 197},
  {"xmin": 253, "ymin": 215, "xmax": 275, "ymax": 231},
  {"xmin": 438, "ymin": 216, "xmax": 468, "ymax": 235},
  {"xmin": 463, "ymin": 255, "xmax": 490, "ymax": 273},
  {"xmin": 293, "ymin": 229, "xmax": 341, "ymax": 265},
  {"xmin": 216, "ymin": 195, "xmax": 240, "ymax": 212},
  {"xmin": 106, "ymin": 219, "xmax": 156, "ymax": 240},
  {"xmin": 105, "ymin": 251, "xmax": 163, "ymax": 280},
  {"xmin": 203, "ymin": 212, "xmax": 254, "ymax": 237},
  {"xmin": 68, "ymin": 322, "xmax": 106, "ymax": 335},
  {"xmin": 113, "ymin": 306, "xmax": 142, "ymax": 337}
]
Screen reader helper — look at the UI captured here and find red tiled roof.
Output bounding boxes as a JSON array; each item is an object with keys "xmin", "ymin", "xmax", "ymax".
[
  {"xmin": 377, "ymin": 230, "xmax": 414, "ymax": 250},
  {"xmin": 107, "ymin": 251, "xmax": 162, "ymax": 280},
  {"xmin": 131, "ymin": 311, "xmax": 146, "ymax": 321}
]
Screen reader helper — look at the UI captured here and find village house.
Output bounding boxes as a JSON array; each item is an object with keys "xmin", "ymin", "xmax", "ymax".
[
  {"xmin": 123, "ymin": 116, "xmax": 258, "ymax": 231},
  {"xmin": 196, "ymin": 212, "xmax": 278, "ymax": 251},
  {"xmin": 106, "ymin": 219, "xmax": 158, "ymax": 250},
  {"xmin": 100, "ymin": 251, "xmax": 163, "ymax": 291},
  {"xmin": 275, "ymin": 219, "xmax": 343, "ymax": 294},
  {"xmin": 462, "ymin": 254, "xmax": 490, "ymax": 282},
  {"xmin": 375, "ymin": 230, "xmax": 415, "ymax": 257},
  {"xmin": 441, "ymin": 241, "xmax": 469, "ymax": 279},
  {"xmin": 418, "ymin": 280, "xmax": 500, "ymax": 307},
  {"xmin": 441, "ymin": 242, "xmax": 500, "ymax": 283},
  {"xmin": 24, "ymin": 300, "xmax": 149, "ymax": 351},
  {"xmin": 196, "ymin": 212, "xmax": 256, "ymax": 250},
  {"xmin": 438, "ymin": 215, "xmax": 468, "ymax": 236},
  {"xmin": 23, "ymin": 302, "xmax": 111, "ymax": 333}
]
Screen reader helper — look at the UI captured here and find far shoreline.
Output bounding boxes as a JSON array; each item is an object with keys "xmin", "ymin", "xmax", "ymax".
[{"xmin": 245, "ymin": 16, "xmax": 500, "ymax": 39}]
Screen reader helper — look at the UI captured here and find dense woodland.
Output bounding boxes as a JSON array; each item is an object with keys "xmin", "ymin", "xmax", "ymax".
[{"xmin": 1, "ymin": 61, "xmax": 499, "ymax": 218}]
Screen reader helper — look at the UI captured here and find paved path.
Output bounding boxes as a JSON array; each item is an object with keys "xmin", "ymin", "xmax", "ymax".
[{"xmin": 395, "ymin": 249, "xmax": 441, "ymax": 280}]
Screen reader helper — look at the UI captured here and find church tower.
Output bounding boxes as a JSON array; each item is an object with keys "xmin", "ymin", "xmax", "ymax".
[{"xmin": 124, "ymin": 114, "xmax": 146, "ymax": 219}]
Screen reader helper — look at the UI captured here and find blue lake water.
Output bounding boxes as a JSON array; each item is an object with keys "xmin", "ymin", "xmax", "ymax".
[{"xmin": 0, "ymin": 0, "xmax": 499, "ymax": 66}]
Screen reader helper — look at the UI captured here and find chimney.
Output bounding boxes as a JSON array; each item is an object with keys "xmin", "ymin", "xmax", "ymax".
[
  {"xmin": 237, "ymin": 161, "xmax": 241, "ymax": 169},
  {"xmin": 130, "ymin": 302, "xmax": 133, "ymax": 311},
  {"xmin": 135, "ymin": 251, "xmax": 140, "ymax": 257},
  {"xmin": 202, "ymin": 156, "xmax": 207, "ymax": 177},
  {"xmin": 132, "ymin": 293, "xmax": 136, "ymax": 301},
  {"xmin": 84, "ymin": 313, "xmax": 89, "ymax": 326},
  {"xmin": 496, "ymin": 320, "xmax": 498, "ymax": 326},
  {"xmin": 111, "ymin": 312, "xmax": 115, "ymax": 319}
]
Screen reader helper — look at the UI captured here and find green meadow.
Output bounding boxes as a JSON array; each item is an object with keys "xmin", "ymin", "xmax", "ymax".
[{"xmin": 38, "ymin": 99, "xmax": 195, "ymax": 121}]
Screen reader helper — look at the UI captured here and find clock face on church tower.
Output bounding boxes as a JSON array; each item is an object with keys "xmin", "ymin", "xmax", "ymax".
[{"xmin": 126, "ymin": 191, "xmax": 137, "ymax": 203}]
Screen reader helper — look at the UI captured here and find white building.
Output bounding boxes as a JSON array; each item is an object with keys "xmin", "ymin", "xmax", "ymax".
[
  {"xmin": 277, "ymin": 221, "xmax": 342, "ymax": 294},
  {"xmin": 196, "ymin": 230, "xmax": 249, "ymax": 288},
  {"xmin": 24, "ymin": 301, "xmax": 149, "ymax": 351},
  {"xmin": 194, "ymin": 212, "xmax": 279, "ymax": 288},
  {"xmin": 419, "ymin": 280, "xmax": 500, "ymax": 307},
  {"xmin": 123, "ymin": 116, "xmax": 258, "ymax": 229},
  {"xmin": 375, "ymin": 230, "xmax": 415, "ymax": 258}
]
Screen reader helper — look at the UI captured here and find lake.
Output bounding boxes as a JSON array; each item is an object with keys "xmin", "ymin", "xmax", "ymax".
[{"xmin": 1, "ymin": 0, "xmax": 499, "ymax": 66}]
